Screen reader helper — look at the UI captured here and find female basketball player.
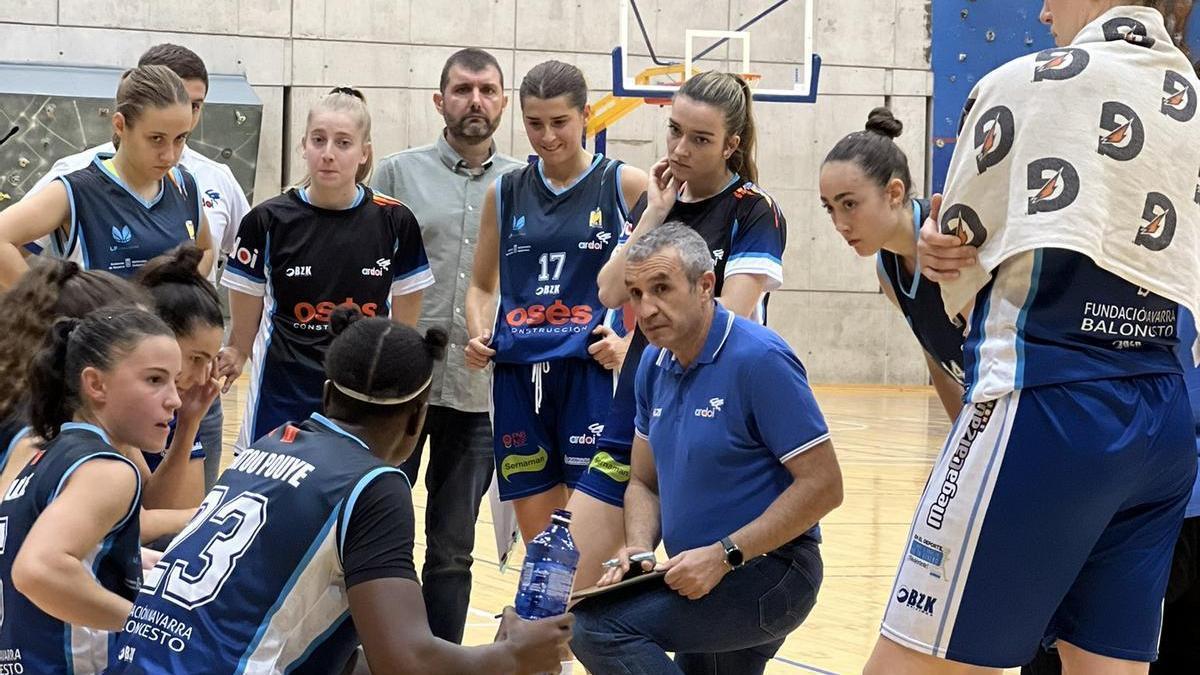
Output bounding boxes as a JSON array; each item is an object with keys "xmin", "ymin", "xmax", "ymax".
[
  {"xmin": 135, "ymin": 244, "xmax": 223, "ymax": 509},
  {"xmin": 573, "ymin": 71, "xmax": 787, "ymax": 588},
  {"xmin": 465, "ymin": 60, "xmax": 648, "ymax": 542},
  {"xmin": 820, "ymin": 108, "xmax": 966, "ymax": 419},
  {"xmin": 0, "ymin": 260, "xmax": 146, "ymax": 472},
  {"xmin": 0, "ymin": 308, "xmax": 180, "ymax": 675},
  {"xmin": 0, "ymin": 65, "xmax": 213, "ymax": 287},
  {"xmin": 866, "ymin": 3, "xmax": 1200, "ymax": 674},
  {"xmin": 217, "ymin": 87, "xmax": 434, "ymax": 455},
  {"xmin": 108, "ymin": 308, "xmax": 573, "ymax": 674}
]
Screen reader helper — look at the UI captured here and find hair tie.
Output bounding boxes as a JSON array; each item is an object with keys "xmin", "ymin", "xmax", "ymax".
[
  {"xmin": 330, "ymin": 86, "xmax": 365, "ymax": 101},
  {"xmin": 331, "ymin": 375, "xmax": 432, "ymax": 405}
]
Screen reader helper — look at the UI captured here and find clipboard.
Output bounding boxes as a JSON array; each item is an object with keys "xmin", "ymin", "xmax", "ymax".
[{"xmin": 570, "ymin": 569, "xmax": 667, "ymax": 602}]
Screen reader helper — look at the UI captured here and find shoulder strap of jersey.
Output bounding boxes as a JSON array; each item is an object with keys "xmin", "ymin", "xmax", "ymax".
[
  {"xmin": 598, "ymin": 157, "xmax": 631, "ymax": 224},
  {"xmin": 334, "ymin": 466, "xmax": 409, "ymax": 569}
]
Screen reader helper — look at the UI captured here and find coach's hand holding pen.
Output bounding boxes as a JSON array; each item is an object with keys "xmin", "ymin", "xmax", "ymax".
[{"xmin": 597, "ymin": 546, "xmax": 657, "ymax": 587}]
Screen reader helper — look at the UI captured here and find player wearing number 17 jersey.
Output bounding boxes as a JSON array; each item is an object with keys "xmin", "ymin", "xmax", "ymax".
[{"xmin": 109, "ymin": 310, "xmax": 573, "ymax": 675}]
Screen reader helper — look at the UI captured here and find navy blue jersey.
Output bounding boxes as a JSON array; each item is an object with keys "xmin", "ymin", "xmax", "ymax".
[
  {"xmin": 109, "ymin": 414, "xmax": 418, "ymax": 674},
  {"xmin": 965, "ymin": 249, "xmax": 1180, "ymax": 401},
  {"xmin": 221, "ymin": 187, "xmax": 434, "ymax": 451},
  {"xmin": 491, "ymin": 155, "xmax": 629, "ymax": 363},
  {"xmin": 52, "ymin": 154, "xmax": 201, "ymax": 277},
  {"xmin": 0, "ymin": 424, "xmax": 142, "ymax": 674},
  {"xmin": 879, "ymin": 199, "xmax": 967, "ymax": 384}
]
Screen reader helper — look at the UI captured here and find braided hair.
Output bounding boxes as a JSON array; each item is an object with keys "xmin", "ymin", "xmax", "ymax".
[{"xmin": 324, "ymin": 307, "xmax": 447, "ymax": 419}]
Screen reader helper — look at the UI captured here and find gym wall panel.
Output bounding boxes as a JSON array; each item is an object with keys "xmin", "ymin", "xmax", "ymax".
[
  {"xmin": 250, "ymin": 85, "xmax": 285, "ymax": 200},
  {"xmin": 290, "ymin": 40, "xmax": 412, "ymax": 88},
  {"xmin": 59, "ymin": 0, "xmax": 242, "ymax": 34},
  {"xmin": 0, "ymin": 1, "xmax": 55, "ymax": 25},
  {"xmin": 409, "ymin": 0, "xmax": 517, "ymax": 49}
]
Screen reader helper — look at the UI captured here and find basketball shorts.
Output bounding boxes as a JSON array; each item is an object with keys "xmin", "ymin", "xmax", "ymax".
[
  {"xmin": 882, "ymin": 373, "xmax": 1196, "ymax": 667},
  {"xmin": 491, "ymin": 358, "xmax": 615, "ymax": 501},
  {"xmin": 574, "ymin": 348, "xmax": 638, "ymax": 508}
]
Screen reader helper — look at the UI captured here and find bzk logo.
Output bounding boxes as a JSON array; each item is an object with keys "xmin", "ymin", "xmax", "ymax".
[
  {"xmin": 1033, "ymin": 48, "xmax": 1090, "ymax": 82},
  {"xmin": 895, "ymin": 587, "xmax": 937, "ymax": 615},
  {"xmin": 1097, "ymin": 101, "xmax": 1144, "ymax": 161},
  {"xmin": 1134, "ymin": 192, "xmax": 1177, "ymax": 252},
  {"xmin": 973, "ymin": 106, "xmax": 1014, "ymax": 173},
  {"xmin": 1162, "ymin": 71, "xmax": 1196, "ymax": 122},
  {"xmin": 118, "ymin": 645, "xmax": 136, "ymax": 663},
  {"xmin": 1026, "ymin": 158, "xmax": 1080, "ymax": 214},
  {"xmin": 939, "ymin": 204, "xmax": 988, "ymax": 247},
  {"xmin": 111, "ymin": 225, "xmax": 133, "ymax": 245}
]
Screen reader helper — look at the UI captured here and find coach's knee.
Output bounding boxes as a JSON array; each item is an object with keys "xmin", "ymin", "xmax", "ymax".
[{"xmin": 568, "ymin": 602, "xmax": 618, "ymax": 659}]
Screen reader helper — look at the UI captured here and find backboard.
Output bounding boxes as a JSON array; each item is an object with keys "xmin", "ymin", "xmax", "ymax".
[{"xmin": 613, "ymin": 0, "xmax": 821, "ymax": 103}]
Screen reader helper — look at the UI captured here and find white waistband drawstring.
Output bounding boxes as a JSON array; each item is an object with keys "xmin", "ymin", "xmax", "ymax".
[{"xmin": 531, "ymin": 361, "xmax": 551, "ymax": 414}]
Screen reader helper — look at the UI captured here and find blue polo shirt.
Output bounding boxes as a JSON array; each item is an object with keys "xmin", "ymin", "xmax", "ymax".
[{"xmin": 634, "ymin": 302, "xmax": 830, "ymax": 555}]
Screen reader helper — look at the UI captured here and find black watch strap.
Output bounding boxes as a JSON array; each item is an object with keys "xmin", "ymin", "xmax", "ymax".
[{"xmin": 720, "ymin": 536, "xmax": 744, "ymax": 569}]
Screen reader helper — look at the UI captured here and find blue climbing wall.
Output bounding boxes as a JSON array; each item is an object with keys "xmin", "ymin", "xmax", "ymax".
[{"xmin": 930, "ymin": 1, "xmax": 1200, "ymax": 193}]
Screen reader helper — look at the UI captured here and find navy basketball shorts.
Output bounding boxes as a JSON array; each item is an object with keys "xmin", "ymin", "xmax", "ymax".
[
  {"xmin": 573, "ymin": 391, "xmax": 635, "ymax": 508},
  {"xmin": 491, "ymin": 358, "xmax": 615, "ymax": 501},
  {"xmin": 882, "ymin": 373, "xmax": 1196, "ymax": 667}
]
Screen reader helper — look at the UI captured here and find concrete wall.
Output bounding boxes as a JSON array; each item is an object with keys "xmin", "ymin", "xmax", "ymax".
[{"xmin": 0, "ymin": 0, "xmax": 933, "ymax": 385}]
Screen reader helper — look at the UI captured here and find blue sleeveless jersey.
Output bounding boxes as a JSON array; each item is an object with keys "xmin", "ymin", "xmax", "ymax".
[
  {"xmin": 0, "ymin": 424, "xmax": 142, "ymax": 675},
  {"xmin": 965, "ymin": 249, "xmax": 1180, "ymax": 402},
  {"xmin": 878, "ymin": 199, "xmax": 967, "ymax": 383},
  {"xmin": 491, "ymin": 155, "xmax": 629, "ymax": 363},
  {"xmin": 108, "ymin": 415, "xmax": 405, "ymax": 674},
  {"xmin": 54, "ymin": 154, "xmax": 201, "ymax": 277}
]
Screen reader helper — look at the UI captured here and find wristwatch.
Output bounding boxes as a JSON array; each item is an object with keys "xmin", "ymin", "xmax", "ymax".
[{"xmin": 719, "ymin": 536, "xmax": 744, "ymax": 569}]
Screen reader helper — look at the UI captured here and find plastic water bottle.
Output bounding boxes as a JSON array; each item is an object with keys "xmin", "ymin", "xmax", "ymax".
[{"xmin": 514, "ymin": 509, "xmax": 579, "ymax": 619}]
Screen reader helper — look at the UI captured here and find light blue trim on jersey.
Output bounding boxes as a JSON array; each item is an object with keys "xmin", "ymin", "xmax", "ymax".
[
  {"xmin": 59, "ymin": 421, "xmax": 112, "ymax": 446},
  {"xmin": 51, "ymin": 452, "xmax": 142, "ymax": 532},
  {"xmin": 727, "ymin": 251, "xmax": 783, "ymax": 266},
  {"xmin": 237, "ymin": 509, "xmax": 339, "ymax": 674},
  {"xmin": 337, "ymin": 466, "xmax": 408, "ymax": 561},
  {"xmin": 283, "ymin": 612, "xmax": 350, "ymax": 674},
  {"xmin": 93, "ymin": 154, "xmax": 165, "ymax": 209},
  {"xmin": 1012, "ymin": 250, "xmax": 1044, "ymax": 391},
  {"xmin": 933, "ymin": 395, "xmax": 1013, "ymax": 654},
  {"xmin": 964, "ymin": 292, "xmax": 992, "ymax": 402},
  {"xmin": 893, "ymin": 200, "xmax": 923, "ymax": 301},
  {"xmin": 248, "ymin": 229, "xmax": 275, "ymax": 445},
  {"xmin": 55, "ymin": 176, "xmax": 80, "ymax": 262},
  {"xmin": 536, "ymin": 153, "xmax": 603, "ymax": 196},
  {"xmin": 310, "ymin": 413, "xmax": 369, "ymax": 450},
  {"xmin": 222, "ymin": 263, "xmax": 266, "ymax": 285},
  {"xmin": 296, "ymin": 185, "xmax": 366, "ymax": 209},
  {"xmin": 614, "ymin": 163, "xmax": 630, "ymax": 222},
  {"xmin": 395, "ymin": 262, "xmax": 431, "ymax": 281},
  {"xmin": 62, "ymin": 621, "xmax": 73, "ymax": 674},
  {"xmin": 1, "ymin": 426, "xmax": 31, "ymax": 473}
]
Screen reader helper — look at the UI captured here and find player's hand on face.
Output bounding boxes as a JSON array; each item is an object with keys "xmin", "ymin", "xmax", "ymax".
[
  {"xmin": 597, "ymin": 545, "xmax": 655, "ymax": 587},
  {"xmin": 178, "ymin": 358, "xmax": 222, "ymax": 424},
  {"xmin": 496, "ymin": 606, "xmax": 573, "ymax": 675},
  {"xmin": 657, "ymin": 542, "xmax": 730, "ymax": 600},
  {"xmin": 465, "ymin": 330, "xmax": 496, "ymax": 369},
  {"xmin": 645, "ymin": 157, "xmax": 680, "ymax": 216},
  {"xmin": 215, "ymin": 346, "xmax": 248, "ymax": 394},
  {"xmin": 918, "ymin": 193, "xmax": 977, "ymax": 282},
  {"xmin": 587, "ymin": 325, "xmax": 626, "ymax": 370}
]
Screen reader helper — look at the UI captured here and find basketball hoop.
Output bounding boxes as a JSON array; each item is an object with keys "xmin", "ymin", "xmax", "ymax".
[{"xmin": 641, "ymin": 72, "xmax": 762, "ymax": 106}]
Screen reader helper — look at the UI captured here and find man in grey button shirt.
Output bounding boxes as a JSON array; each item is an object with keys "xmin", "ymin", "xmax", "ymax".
[{"xmin": 372, "ymin": 48, "xmax": 523, "ymax": 644}]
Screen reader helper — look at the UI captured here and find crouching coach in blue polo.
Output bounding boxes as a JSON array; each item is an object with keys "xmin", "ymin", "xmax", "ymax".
[{"xmin": 570, "ymin": 224, "xmax": 844, "ymax": 675}]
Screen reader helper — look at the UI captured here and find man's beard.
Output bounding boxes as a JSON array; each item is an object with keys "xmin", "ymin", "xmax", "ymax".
[{"xmin": 447, "ymin": 113, "xmax": 498, "ymax": 142}]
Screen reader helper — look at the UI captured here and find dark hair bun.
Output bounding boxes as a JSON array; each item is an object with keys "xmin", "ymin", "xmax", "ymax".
[
  {"xmin": 136, "ymin": 244, "xmax": 204, "ymax": 287},
  {"xmin": 329, "ymin": 306, "xmax": 365, "ymax": 337},
  {"xmin": 49, "ymin": 316, "xmax": 81, "ymax": 347},
  {"xmin": 865, "ymin": 107, "xmax": 903, "ymax": 139},
  {"xmin": 422, "ymin": 327, "xmax": 449, "ymax": 362}
]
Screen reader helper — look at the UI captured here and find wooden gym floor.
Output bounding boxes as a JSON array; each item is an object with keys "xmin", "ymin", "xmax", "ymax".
[{"xmin": 221, "ymin": 381, "xmax": 1018, "ymax": 674}]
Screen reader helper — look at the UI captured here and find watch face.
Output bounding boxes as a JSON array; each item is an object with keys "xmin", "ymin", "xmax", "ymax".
[{"xmin": 725, "ymin": 544, "xmax": 744, "ymax": 568}]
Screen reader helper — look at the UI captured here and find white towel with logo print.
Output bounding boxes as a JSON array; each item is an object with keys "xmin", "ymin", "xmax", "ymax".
[{"xmin": 937, "ymin": 6, "xmax": 1200, "ymax": 349}]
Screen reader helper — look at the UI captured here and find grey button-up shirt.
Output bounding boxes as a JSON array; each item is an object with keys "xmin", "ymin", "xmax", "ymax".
[{"xmin": 373, "ymin": 133, "xmax": 523, "ymax": 413}]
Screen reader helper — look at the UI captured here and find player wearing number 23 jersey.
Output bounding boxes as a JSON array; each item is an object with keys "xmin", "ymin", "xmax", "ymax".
[
  {"xmin": 0, "ymin": 424, "xmax": 143, "ymax": 675},
  {"xmin": 107, "ymin": 413, "xmax": 417, "ymax": 674}
]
